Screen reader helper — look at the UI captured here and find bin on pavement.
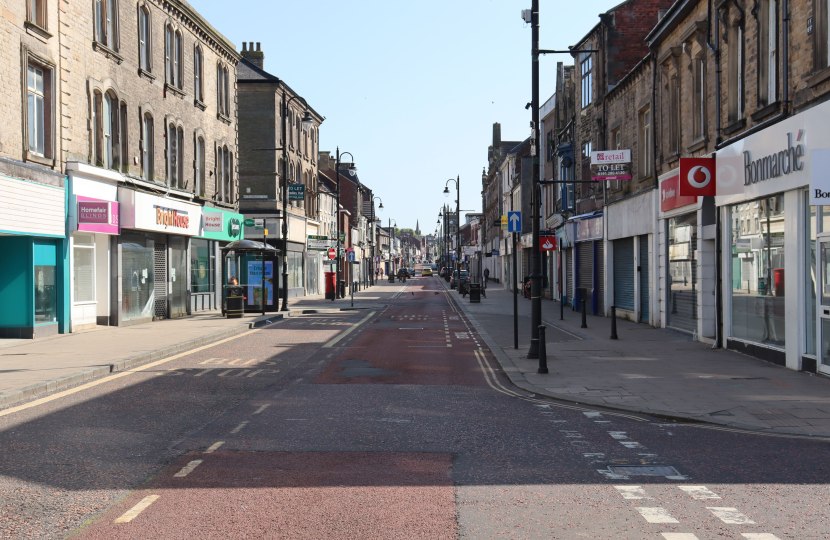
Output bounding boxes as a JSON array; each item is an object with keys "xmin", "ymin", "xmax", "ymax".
[
  {"xmin": 469, "ymin": 283, "xmax": 482, "ymax": 303},
  {"xmin": 324, "ymin": 271, "xmax": 336, "ymax": 300},
  {"xmin": 388, "ymin": 274, "xmax": 395, "ymax": 283},
  {"xmin": 338, "ymin": 279, "xmax": 346, "ymax": 298},
  {"xmin": 225, "ymin": 286, "xmax": 244, "ymax": 318}
]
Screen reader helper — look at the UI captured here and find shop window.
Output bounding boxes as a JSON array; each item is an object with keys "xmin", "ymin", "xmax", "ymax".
[
  {"xmin": 73, "ymin": 235, "xmax": 95, "ymax": 303},
  {"xmin": 94, "ymin": 0, "xmax": 119, "ymax": 51},
  {"xmin": 667, "ymin": 214, "xmax": 698, "ymax": 333},
  {"xmin": 122, "ymin": 232, "xmax": 155, "ymax": 321},
  {"xmin": 35, "ymin": 265, "xmax": 57, "ymax": 324},
  {"xmin": 288, "ymin": 251, "xmax": 304, "ymax": 289},
  {"xmin": 729, "ymin": 195, "xmax": 786, "ymax": 347},
  {"xmin": 191, "ymin": 239, "xmax": 214, "ymax": 294},
  {"xmin": 138, "ymin": 6, "xmax": 151, "ymax": 72},
  {"xmin": 807, "ymin": 202, "xmax": 817, "ymax": 356}
]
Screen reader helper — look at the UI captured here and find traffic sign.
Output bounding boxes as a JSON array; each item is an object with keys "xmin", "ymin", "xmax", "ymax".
[
  {"xmin": 327, "ymin": 248, "xmax": 336, "ymax": 260},
  {"xmin": 507, "ymin": 212, "xmax": 521, "ymax": 233},
  {"xmin": 348, "ymin": 250, "xmax": 356, "ymax": 262},
  {"xmin": 243, "ymin": 218, "xmax": 255, "ymax": 227}
]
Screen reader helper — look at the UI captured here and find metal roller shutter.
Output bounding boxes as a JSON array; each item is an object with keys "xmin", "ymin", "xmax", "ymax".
[
  {"xmin": 578, "ymin": 242, "xmax": 593, "ymax": 310},
  {"xmin": 565, "ymin": 249, "xmax": 573, "ymax": 301},
  {"xmin": 639, "ymin": 235, "xmax": 649, "ymax": 322},
  {"xmin": 596, "ymin": 241, "xmax": 604, "ymax": 314},
  {"xmin": 614, "ymin": 238, "xmax": 635, "ymax": 311},
  {"xmin": 668, "ymin": 233, "xmax": 697, "ymax": 332},
  {"xmin": 154, "ymin": 243, "xmax": 167, "ymax": 319}
]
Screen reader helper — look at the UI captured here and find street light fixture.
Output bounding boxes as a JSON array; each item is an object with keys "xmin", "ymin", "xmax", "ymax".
[
  {"xmin": 444, "ymin": 177, "xmax": 460, "ymax": 289},
  {"xmin": 335, "ymin": 148, "xmax": 356, "ymax": 299}
]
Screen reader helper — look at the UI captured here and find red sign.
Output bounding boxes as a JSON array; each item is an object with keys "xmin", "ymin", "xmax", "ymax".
[
  {"xmin": 327, "ymin": 248, "xmax": 336, "ymax": 260},
  {"xmin": 660, "ymin": 174, "xmax": 697, "ymax": 212},
  {"xmin": 540, "ymin": 236, "xmax": 557, "ymax": 251},
  {"xmin": 679, "ymin": 157, "xmax": 716, "ymax": 197}
]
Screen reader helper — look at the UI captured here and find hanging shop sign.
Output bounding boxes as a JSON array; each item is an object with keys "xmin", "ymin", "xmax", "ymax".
[
  {"xmin": 679, "ymin": 157, "xmax": 716, "ymax": 197},
  {"xmin": 591, "ymin": 150, "xmax": 631, "ymax": 182},
  {"xmin": 521, "ymin": 233, "xmax": 534, "ymax": 248},
  {"xmin": 575, "ymin": 215, "xmax": 603, "ymax": 242},
  {"xmin": 307, "ymin": 235, "xmax": 335, "ymax": 251},
  {"xmin": 288, "ymin": 185, "xmax": 305, "ymax": 201},
  {"xmin": 199, "ymin": 209, "xmax": 244, "ymax": 242},
  {"xmin": 540, "ymin": 236, "xmax": 557, "ymax": 251},
  {"xmin": 118, "ymin": 188, "xmax": 202, "ymax": 236},
  {"xmin": 660, "ymin": 174, "xmax": 697, "ymax": 212},
  {"xmin": 77, "ymin": 196, "xmax": 120, "ymax": 234}
]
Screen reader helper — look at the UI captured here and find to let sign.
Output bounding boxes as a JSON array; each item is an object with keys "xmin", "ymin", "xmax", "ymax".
[
  {"xmin": 591, "ymin": 149, "xmax": 631, "ymax": 182},
  {"xmin": 288, "ymin": 185, "xmax": 305, "ymax": 201}
]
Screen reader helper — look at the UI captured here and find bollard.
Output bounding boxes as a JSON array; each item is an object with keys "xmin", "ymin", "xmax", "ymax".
[
  {"xmin": 581, "ymin": 298, "xmax": 588, "ymax": 329},
  {"xmin": 537, "ymin": 324, "xmax": 548, "ymax": 374},
  {"xmin": 610, "ymin": 305, "xmax": 618, "ymax": 340}
]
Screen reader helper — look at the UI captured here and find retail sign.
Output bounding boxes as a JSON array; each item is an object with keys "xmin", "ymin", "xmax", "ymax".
[
  {"xmin": 591, "ymin": 149, "xmax": 631, "ymax": 164},
  {"xmin": 491, "ymin": 249, "xmax": 500, "ymax": 256},
  {"xmin": 199, "ymin": 209, "xmax": 244, "ymax": 241},
  {"xmin": 203, "ymin": 211, "xmax": 224, "ymax": 232},
  {"xmin": 811, "ymin": 148, "xmax": 830, "ymax": 205},
  {"xmin": 77, "ymin": 196, "xmax": 119, "ymax": 235},
  {"xmin": 288, "ymin": 185, "xmax": 305, "ymax": 201},
  {"xmin": 243, "ymin": 218, "xmax": 255, "ymax": 227},
  {"xmin": 464, "ymin": 247, "xmax": 477, "ymax": 256},
  {"xmin": 118, "ymin": 188, "xmax": 202, "ymax": 236},
  {"xmin": 660, "ymin": 174, "xmax": 696, "ymax": 212},
  {"xmin": 540, "ymin": 236, "xmax": 557, "ymax": 251},
  {"xmin": 679, "ymin": 158, "xmax": 716, "ymax": 197},
  {"xmin": 521, "ymin": 233, "xmax": 533, "ymax": 248},
  {"xmin": 575, "ymin": 215, "xmax": 603, "ymax": 242},
  {"xmin": 501, "ymin": 215, "xmax": 507, "ymax": 230},
  {"xmin": 307, "ymin": 235, "xmax": 334, "ymax": 251}
]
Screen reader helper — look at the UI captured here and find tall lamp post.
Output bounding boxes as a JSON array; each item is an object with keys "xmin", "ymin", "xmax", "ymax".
[
  {"xmin": 443, "ymin": 176, "xmax": 460, "ymax": 287},
  {"xmin": 370, "ymin": 196, "xmax": 383, "ymax": 284},
  {"xmin": 335, "ymin": 148, "xmax": 357, "ymax": 299},
  {"xmin": 388, "ymin": 218, "xmax": 397, "ymax": 276}
]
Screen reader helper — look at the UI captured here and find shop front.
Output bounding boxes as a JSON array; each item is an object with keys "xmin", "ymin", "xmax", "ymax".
[
  {"xmin": 715, "ymin": 102, "xmax": 830, "ymax": 372},
  {"xmin": 116, "ymin": 187, "xmax": 202, "ymax": 325},
  {"xmin": 0, "ymin": 165, "xmax": 69, "ymax": 339},
  {"xmin": 572, "ymin": 213, "xmax": 604, "ymax": 315},
  {"xmin": 66, "ymin": 162, "xmax": 120, "ymax": 331},
  {"xmin": 193, "ymin": 207, "xmax": 244, "ymax": 312}
]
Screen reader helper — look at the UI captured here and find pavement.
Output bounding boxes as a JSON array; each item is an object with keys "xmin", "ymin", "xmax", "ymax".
[
  {"xmin": 445, "ymin": 278, "xmax": 830, "ymax": 438},
  {"xmin": 0, "ymin": 282, "xmax": 391, "ymax": 410}
]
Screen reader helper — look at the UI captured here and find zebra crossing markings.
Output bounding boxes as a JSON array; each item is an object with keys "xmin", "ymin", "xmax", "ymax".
[
  {"xmin": 706, "ymin": 507, "xmax": 756, "ymax": 524},
  {"xmin": 636, "ymin": 507, "xmax": 679, "ymax": 524},
  {"xmin": 678, "ymin": 486, "xmax": 721, "ymax": 500},
  {"xmin": 614, "ymin": 486, "xmax": 652, "ymax": 500}
]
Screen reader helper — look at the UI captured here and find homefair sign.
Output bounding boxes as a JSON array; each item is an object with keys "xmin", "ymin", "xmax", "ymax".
[{"xmin": 591, "ymin": 149, "xmax": 631, "ymax": 182}]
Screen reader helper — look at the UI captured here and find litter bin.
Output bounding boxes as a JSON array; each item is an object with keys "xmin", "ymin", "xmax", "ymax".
[
  {"xmin": 469, "ymin": 283, "xmax": 482, "ymax": 303},
  {"xmin": 325, "ymin": 271, "xmax": 336, "ymax": 300},
  {"xmin": 225, "ymin": 286, "xmax": 244, "ymax": 318},
  {"xmin": 389, "ymin": 274, "xmax": 395, "ymax": 283},
  {"xmin": 338, "ymin": 279, "xmax": 346, "ymax": 298}
]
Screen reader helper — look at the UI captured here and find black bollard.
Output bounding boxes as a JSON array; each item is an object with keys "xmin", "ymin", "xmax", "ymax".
[
  {"xmin": 610, "ymin": 305, "xmax": 618, "ymax": 340},
  {"xmin": 537, "ymin": 325, "xmax": 548, "ymax": 374},
  {"xmin": 581, "ymin": 298, "xmax": 588, "ymax": 329}
]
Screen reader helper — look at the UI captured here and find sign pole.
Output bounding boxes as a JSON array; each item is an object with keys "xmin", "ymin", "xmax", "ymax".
[
  {"xmin": 513, "ymin": 230, "xmax": 519, "ymax": 350},
  {"xmin": 262, "ymin": 224, "xmax": 267, "ymax": 316}
]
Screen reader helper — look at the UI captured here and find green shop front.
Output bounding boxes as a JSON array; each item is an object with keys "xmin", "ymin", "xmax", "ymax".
[
  {"xmin": 0, "ymin": 168, "xmax": 69, "ymax": 339},
  {"xmin": 192, "ymin": 207, "xmax": 244, "ymax": 313}
]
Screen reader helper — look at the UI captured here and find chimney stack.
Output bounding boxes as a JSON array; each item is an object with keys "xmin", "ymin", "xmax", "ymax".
[
  {"xmin": 240, "ymin": 40, "xmax": 264, "ymax": 70},
  {"xmin": 493, "ymin": 122, "xmax": 502, "ymax": 148}
]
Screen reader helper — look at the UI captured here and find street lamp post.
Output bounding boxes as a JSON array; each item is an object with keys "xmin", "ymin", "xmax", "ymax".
[
  {"xmin": 388, "ymin": 218, "xmax": 397, "ymax": 277},
  {"xmin": 444, "ymin": 176, "xmax": 460, "ymax": 288},
  {"xmin": 335, "ymin": 148, "xmax": 356, "ymax": 299},
  {"xmin": 370, "ymin": 196, "xmax": 383, "ymax": 285}
]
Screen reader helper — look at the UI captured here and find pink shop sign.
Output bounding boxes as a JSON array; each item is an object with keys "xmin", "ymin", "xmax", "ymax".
[{"xmin": 77, "ymin": 196, "xmax": 120, "ymax": 234}]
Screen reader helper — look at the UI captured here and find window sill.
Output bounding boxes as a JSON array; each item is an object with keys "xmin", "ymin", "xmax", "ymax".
[
  {"xmin": 723, "ymin": 118, "xmax": 746, "ymax": 136},
  {"xmin": 164, "ymin": 83, "xmax": 186, "ymax": 99},
  {"xmin": 687, "ymin": 138, "xmax": 708, "ymax": 154},
  {"xmin": 138, "ymin": 68, "xmax": 156, "ymax": 81},
  {"xmin": 92, "ymin": 41, "xmax": 123, "ymax": 64},
  {"xmin": 217, "ymin": 112, "xmax": 231, "ymax": 124},
  {"xmin": 666, "ymin": 151, "xmax": 680, "ymax": 165},
  {"xmin": 25, "ymin": 21, "xmax": 52, "ymax": 42},
  {"xmin": 25, "ymin": 151, "xmax": 55, "ymax": 168},
  {"xmin": 751, "ymin": 100, "xmax": 781, "ymax": 122},
  {"xmin": 808, "ymin": 66, "xmax": 830, "ymax": 88},
  {"xmin": 194, "ymin": 99, "xmax": 207, "ymax": 111}
]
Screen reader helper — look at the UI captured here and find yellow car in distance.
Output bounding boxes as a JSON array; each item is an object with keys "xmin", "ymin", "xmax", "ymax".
[{"xmin": 421, "ymin": 267, "xmax": 433, "ymax": 277}]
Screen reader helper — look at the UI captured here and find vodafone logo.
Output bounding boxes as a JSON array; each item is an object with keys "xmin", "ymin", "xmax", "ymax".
[{"xmin": 687, "ymin": 166, "xmax": 711, "ymax": 189}]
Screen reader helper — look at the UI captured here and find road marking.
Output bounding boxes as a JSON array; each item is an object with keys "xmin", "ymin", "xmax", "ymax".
[
  {"xmin": 204, "ymin": 441, "xmax": 224, "ymax": 453},
  {"xmin": 173, "ymin": 459, "xmax": 203, "ymax": 477},
  {"xmin": 741, "ymin": 535, "xmax": 782, "ymax": 540},
  {"xmin": 322, "ymin": 311, "xmax": 376, "ymax": 348},
  {"xmin": 620, "ymin": 441, "xmax": 646, "ymax": 449},
  {"xmin": 253, "ymin": 404, "xmax": 271, "ymax": 415},
  {"xmin": 678, "ymin": 486, "xmax": 721, "ymax": 499},
  {"xmin": 615, "ymin": 486, "xmax": 651, "ymax": 500},
  {"xmin": 706, "ymin": 507, "xmax": 755, "ymax": 524},
  {"xmin": 636, "ymin": 507, "xmax": 679, "ymax": 524},
  {"xmin": 114, "ymin": 494, "xmax": 160, "ymax": 523},
  {"xmin": 583, "ymin": 412, "xmax": 602, "ymax": 418},
  {"xmin": 218, "ymin": 369, "xmax": 250, "ymax": 377},
  {"xmin": 608, "ymin": 431, "xmax": 629, "ymax": 439},
  {"xmin": 0, "ymin": 328, "xmax": 264, "ymax": 418},
  {"xmin": 246, "ymin": 369, "xmax": 265, "ymax": 378},
  {"xmin": 230, "ymin": 421, "xmax": 249, "ymax": 434},
  {"xmin": 195, "ymin": 368, "xmax": 215, "ymax": 377},
  {"xmin": 661, "ymin": 535, "xmax": 700, "ymax": 540}
]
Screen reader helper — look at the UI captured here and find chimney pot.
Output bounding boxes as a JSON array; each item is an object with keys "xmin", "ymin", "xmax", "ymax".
[
  {"xmin": 242, "ymin": 42, "xmax": 247, "ymax": 51},
  {"xmin": 256, "ymin": 42, "xmax": 261, "ymax": 51}
]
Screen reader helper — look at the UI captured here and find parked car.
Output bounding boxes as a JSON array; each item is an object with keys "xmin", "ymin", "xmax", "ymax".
[
  {"xmin": 431, "ymin": 264, "xmax": 438, "ymax": 270},
  {"xmin": 450, "ymin": 269, "xmax": 469, "ymax": 290}
]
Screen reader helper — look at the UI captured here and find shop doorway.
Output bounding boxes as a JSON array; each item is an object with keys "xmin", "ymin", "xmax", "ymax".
[
  {"xmin": 819, "ymin": 241, "xmax": 830, "ymax": 375},
  {"xmin": 154, "ymin": 243, "xmax": 167, "ymax": 319},
  {"xmin": 170, "ymin": 237, "xmax": 187, "ymax": 318}
]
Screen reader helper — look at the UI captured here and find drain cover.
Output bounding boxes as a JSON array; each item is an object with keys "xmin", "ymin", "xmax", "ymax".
[{"xmin": 608, "ymin": 465, "xmax": 681, "ymax": 476}]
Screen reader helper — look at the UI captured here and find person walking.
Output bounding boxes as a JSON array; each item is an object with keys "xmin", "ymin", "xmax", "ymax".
[{"xmin": 483, "ymin": 267, "xmax": 490, "ymax": 289}]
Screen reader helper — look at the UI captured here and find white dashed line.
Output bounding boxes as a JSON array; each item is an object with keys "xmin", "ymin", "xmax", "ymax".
[
  {"xmin": 114, "ymin": 495, "xmax": 160, "ymax": 523},
  {"xmin": 230, "ymin": 421, "xmax": 249, "ymax": 434},
  {"xmin": 740, "ymin": 535, "xmax": 782, "ymax": 540},
  {"xmin": 608, "ymin": 431, "xmax": 629, "ymax": 439},
  {"xmin": 204, "ymin": 441, "xmax": 224, "ymax": 453},
  {"xmin": 583, "ymin": 412, "xmax": 602, "ymax": 418},
  {"xmin": 661, "ymin": 534, "xmax": 700, "ymax": 540},
  {"xmin": 614, "ymin": 486, "xmax": 652, "ymax": 500},
  {"xmin": 253, "ymin": 404, "xmax": 271, "ymax": 415},
  {"xmin": 620, "ymin": 441, "xmax": 646, "ymax": 449},
  {"xmin": 173, "ymin": 459, "xmax": 203, "ymax": 478},
  {"xmin": 678, "ymin": 486, "xmax": 721, "ymax": 499},
  {"xmin": 706, "ymin": 507, "xmax": 756, "ymax": 524},
  {"xmin": 636, "ymin": 507, "xmax": 679, "ymax": 524}
]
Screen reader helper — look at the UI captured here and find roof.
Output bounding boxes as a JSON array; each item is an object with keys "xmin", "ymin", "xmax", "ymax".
[
  {"xmin": 507, "ymin": 138, "xmax": 531, "ymax": 155},
  {"xmin": 645, "ymin": 0, "xmax": 696, "ymax": 46},
  {"xmin": 237, "ymin": 58, "xmax": 324, "ymax": 121}
]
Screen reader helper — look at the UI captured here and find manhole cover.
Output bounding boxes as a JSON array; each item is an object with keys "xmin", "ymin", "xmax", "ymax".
[
  {"xmin": 335, "ymin": 359, "xmax": 402, "ymax": 378},
  {"xmin": 608, "ymin": 465, "xmax": 681, "ymax": 476}
]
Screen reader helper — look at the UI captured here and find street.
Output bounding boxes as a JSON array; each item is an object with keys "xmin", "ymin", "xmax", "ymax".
[{"xmin": 0, "ymin": 267, "xmax": 827, "ymax": 539}]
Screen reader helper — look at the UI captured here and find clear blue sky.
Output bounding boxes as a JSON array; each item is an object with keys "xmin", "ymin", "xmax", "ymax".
[{"xmin": 192, "ymin": 0, "xmax": 618, "ymax": 233}]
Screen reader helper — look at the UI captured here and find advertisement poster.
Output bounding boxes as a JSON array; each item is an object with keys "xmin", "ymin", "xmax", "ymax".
[{"xmin": 247, "ymin": 261, "xmax": 274, "ymax": 306}]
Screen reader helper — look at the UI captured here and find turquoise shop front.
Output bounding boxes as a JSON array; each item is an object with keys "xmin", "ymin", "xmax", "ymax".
[{"xmin": 191, "ymin": 207, "xmax": 244, "ymax": 312}]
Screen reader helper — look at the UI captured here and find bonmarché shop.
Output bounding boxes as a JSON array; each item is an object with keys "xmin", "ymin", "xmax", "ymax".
[
  {"xmin": 116, "ymin": 187, "xmax": 202, "ymax": 325},
  {"xmin": 716, "ymin": 97, "xmax": 830, "ymax": 374}
]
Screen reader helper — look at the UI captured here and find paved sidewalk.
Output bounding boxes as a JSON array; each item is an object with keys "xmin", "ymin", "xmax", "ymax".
[
  {"xmin": 0, "ymin": 281, "xmax": 399, "ymax": 410},
  {"xmin": 447, "ymin": 280, "xmax": 830, "ymax": 438}
]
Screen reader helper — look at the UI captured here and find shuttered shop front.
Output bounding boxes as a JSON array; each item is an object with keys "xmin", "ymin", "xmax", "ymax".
[
  {"xmin": 639, "ymin": 235, "xmax": 649, "ymax": 322},
  {"xmin": 614, "ymin": 238, "xmax": 635, "ymax": 311},
  {"xmin": 578, "ymin": 242, "xmax": 592, "ymax": 298},
  {"xmin": 667, "ymin": 214, "xmax": 698, "ymax": 333}
]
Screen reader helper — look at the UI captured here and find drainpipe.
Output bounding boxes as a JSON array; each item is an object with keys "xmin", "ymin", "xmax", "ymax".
[
  {"xmin": 651, "ymin": 53, "xmax": 658, "ymax": 188},
  {"xmin": 782, "ymin": 0, "xmax": 789, "ymax": 115},
  {"xmin": 707, "ymin": 0, "xmax": 722, "ymax": 144}
]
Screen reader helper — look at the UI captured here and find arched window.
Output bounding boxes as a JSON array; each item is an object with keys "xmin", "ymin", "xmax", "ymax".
[
  {"xmin": 223, "ymin": 66, "xmax": 230, "ymax": 114},
  {"xmin": 217, "ymin": 63, "xmax": 225, "ymax": 115},
  {"xmin": 142, "ymin": 113, "xmax": 154, "ymax": 180},
  {"xmin": 195, "ymin": 136, "xmax": 205, "ymax": 195},
  {"xmin": 119, "ymin": 101, "xmax": 128, "ymax": 172},
  {"xmin": 288, "ymin": 162, "xmax": 295, "ymax": 205},
  {"xmin": 194, "ymin": 47, "xmax": 203, "ymax": 102},
  {"xmin": 139, "ymin": 6, "xmax": 151, "ymax": 71},
  {"xmin": 103, "ymin": 92, "xmax": 113, "ymax": 168},
  {"xmin": 224, "ymin": 146, "xmax": 232, "ymax": 202},
  {"xmin": 165, "ymin": 26, "xmax": 182, "ymax": 89},
  {"xmin": 168, "ymin": 122, "xmax": 178, "ymax": 186},
  {"xmin": 288, "ymin": 114, "xmax": 293, "ymax": 147}
]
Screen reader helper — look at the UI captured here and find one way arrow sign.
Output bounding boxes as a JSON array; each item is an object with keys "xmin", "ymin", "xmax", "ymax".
[{"xmin": 507, "ymin": 211, "xmax": 522, "ymax": 233}]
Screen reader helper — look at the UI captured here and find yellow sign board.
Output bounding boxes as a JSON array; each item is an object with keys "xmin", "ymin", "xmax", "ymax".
[{"xmin": 501, "ymin": 215, "xmax": 507, "ymax": 230}]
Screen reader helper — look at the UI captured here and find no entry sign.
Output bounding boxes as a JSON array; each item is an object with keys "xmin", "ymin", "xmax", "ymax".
[{"xmin": 327, "ymin": 247, "xmax": 336, "ymax": 260}]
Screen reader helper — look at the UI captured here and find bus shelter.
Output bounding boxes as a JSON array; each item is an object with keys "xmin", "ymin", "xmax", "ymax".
[{"xmin": 220, "ymin": 239, "xmax": 280, "ymax": 316}]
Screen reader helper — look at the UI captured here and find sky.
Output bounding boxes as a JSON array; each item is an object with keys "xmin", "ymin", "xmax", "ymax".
[{"xmin": 192, "ymin": 0, "xmax": 618, "ymax": 234}]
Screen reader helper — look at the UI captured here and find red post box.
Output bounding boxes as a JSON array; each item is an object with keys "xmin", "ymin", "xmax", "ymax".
[
  {"xmin": 774, "ymin": 268, "xmax": 784, "ymax": 296},
  {"xmin": 325, "ymin": 271, "xmax": 336, "ymax": 300}
]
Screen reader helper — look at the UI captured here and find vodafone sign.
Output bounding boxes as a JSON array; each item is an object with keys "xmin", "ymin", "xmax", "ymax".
[{"xmin": 679, "ymin": 157, "xmax": 716, "ymax": 197}]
